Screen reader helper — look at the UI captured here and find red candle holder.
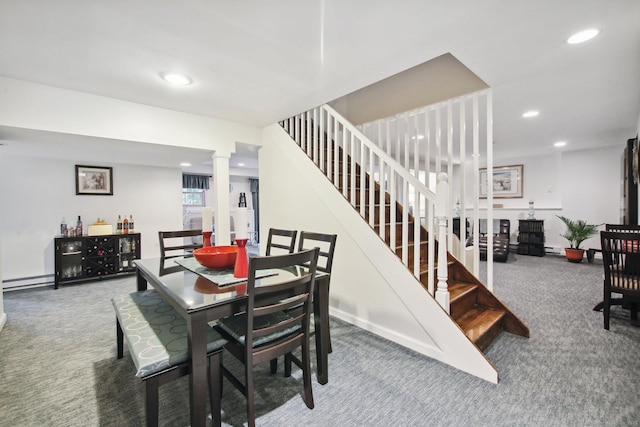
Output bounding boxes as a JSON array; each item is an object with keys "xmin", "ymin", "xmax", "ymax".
[
  {"xmin": 202, "ymin": 231, "xmax": 212, "ymax": 247},
  {"xmin": 234, "ymin": 238, "xmax": 249, "ymax": 278}
]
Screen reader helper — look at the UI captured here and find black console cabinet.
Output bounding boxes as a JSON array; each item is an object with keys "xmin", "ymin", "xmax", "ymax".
[
  {"xmin": 517, "ymin": 220, "xmax": 545, "ymax": 256},
  {"xmin": 54, "ymin": 233, "xmax": 141, "ymax": 289}
]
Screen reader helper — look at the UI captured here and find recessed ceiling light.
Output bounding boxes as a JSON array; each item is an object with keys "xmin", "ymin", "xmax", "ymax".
[
  {"xmin": 567, "ymin": 28, "xmax": 600, "ymax": 44},
  {"xmin": 522, "ymin": 110, "xmax": 539, "ymax": 118},
  {"xmin": 237, "ymin": 162, "xmax": 245, "ymax": 167},
  {"xmin": 554, "ymin": 141, "xmax": 567, "ymax": 147},
  {"xmin": 180, "ymin": 162, "xmax": 192, "ymax": 167},
  {"xmin": 161, "ymin": 72, "xmax": 193, "ymax": 86}
]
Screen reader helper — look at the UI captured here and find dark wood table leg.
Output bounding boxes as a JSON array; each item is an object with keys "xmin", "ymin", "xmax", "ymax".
[
  {"xmin": 187, "ymin": 311, "xmax": 209, "ymax": 427},
  {"xmin": 136, "ymin": 269, "xmax": 147, "ymax": 291},
  {"xmin": 314, "ymin": 276, "xmax": 330, "ymax": 385}
]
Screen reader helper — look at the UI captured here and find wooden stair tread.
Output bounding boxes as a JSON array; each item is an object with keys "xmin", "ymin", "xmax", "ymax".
[
  {"xmin": 448, "ymin": 282, "xmax": 478, "ymax": 302},
  {"xmin": 456, "ymin": 306, "xmax": 506, "ymax": 349}
]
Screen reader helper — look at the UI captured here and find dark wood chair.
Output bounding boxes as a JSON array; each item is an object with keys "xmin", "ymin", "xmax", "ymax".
[
  {"xmin": 296, "ymin": 231, "xmax": 337, "ymax": 349},
  {"xmin": 112, "ymin": 290, "xmax": 226, "ymax": 426},
  {"xmin": 158, "ymin": 229, "xmax": 202, "ymax": 259},
  {"xmin": 271, "ymin": 231, "xmax": 338, "ymax": 374},
  {"xmin": 600, "ymin": 231, "xmax": 640, "ymax": 330},
  {"xmin": 473, "ymin": 219, "xmax": 510, "ymax": 262},
  {"xmin": 265, "ymin": 228, "xmax": 297, "ymax": 255},
  {"xmin": 214, "ymin": 248, "xmax": 319, "ymax": 427}
]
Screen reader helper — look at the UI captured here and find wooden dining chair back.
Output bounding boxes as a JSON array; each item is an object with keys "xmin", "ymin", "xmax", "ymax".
[
  {"xmin": 158, "ymin": 229, "xmax": 202, "ymax": 259},
  {"xmin": 297, "ymin": 231, "xmax": 338, "ymax": 274},
  {"xmin": 600, "ymin": 231, "xmax": 640, "ymax": 330},
  {"xmin": 265, "ymin": 228, "xmax": 297, "ymax": 256},
  {"xmin": 215, "ymin": 248, "xmax": 319, "ymax": 427}
]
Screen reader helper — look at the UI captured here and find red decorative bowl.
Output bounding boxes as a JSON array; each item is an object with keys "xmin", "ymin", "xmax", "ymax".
[{"xmin": 193, "ymin": 246, "xmax": 238, "ymax": 270}]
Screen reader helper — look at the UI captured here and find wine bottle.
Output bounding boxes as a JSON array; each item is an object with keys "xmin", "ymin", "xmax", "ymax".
[
  {"xmin": 60, "ymin": 217, "xmax": 68, "ymax": 236},
  {"xmin": 123, "ymin": 215, "xmax": 129, "ymax": 234},
  {"xmin": 116, "ymin": 215, "xmax": 123, "ymax": 234},
  {"xmin": 76, "ymin": 215, "xmax": 83, "ymax": 236},
  {"xmin": 128, "ymin": 214, "xmax": 134, "ymax": 233}
]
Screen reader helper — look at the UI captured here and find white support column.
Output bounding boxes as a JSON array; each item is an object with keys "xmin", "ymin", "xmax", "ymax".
[
  {"xmin": 435, "ymin": 172, "xmax": 450, "ymax": 313},
  {"xmin": 212, "ymin": 151, "xmax": 231, "ymax": 246}
]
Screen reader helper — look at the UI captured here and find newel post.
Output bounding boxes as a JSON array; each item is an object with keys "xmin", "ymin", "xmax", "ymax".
[{"xmin": 435, "ymin": 173, "xmax": 450, "ymax": 313}]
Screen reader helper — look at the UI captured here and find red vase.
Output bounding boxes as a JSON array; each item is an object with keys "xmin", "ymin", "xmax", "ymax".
[
  {"xmin": 234, "ymin": 238, "xmax": 249, "ymax": 278},
  {"xmin": 202, "ymin": 231, "xmax": 212, "ymax": 247}
]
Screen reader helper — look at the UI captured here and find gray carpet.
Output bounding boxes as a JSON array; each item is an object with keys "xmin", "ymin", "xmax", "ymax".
[{"xmin": 1, "ymin": 253, "xmax": 639, "ymax": 426}]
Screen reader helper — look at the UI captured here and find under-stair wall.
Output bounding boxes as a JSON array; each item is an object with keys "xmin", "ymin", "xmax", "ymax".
[{"xmin": 261, "ymin": 124, "xmax": 500, "ymax": 383}]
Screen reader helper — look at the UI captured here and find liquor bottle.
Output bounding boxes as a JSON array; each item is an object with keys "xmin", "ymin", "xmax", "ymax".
[
  {"xmin": 76, "ymin": 215, "xmax": 83, "ymax": 236},
  {"xmin": 128, "ymin": 214, "xmax": 134, "ymax": 233},
  {"xmin": 123, "ymin": 215, "xmax": 129, "ymax": 234},
  {"xmin": 116, "ymin": 215, "xmax": 123, "ymax": 234},
  {"xmin": 60, "ymin": 217, "xmax": 68, "ymax": 236}
]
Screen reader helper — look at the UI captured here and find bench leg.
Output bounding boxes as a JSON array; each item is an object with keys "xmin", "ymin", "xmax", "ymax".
[{"xmin": 116, "ymin": 319, "xmax": 124, "ymax": 359}]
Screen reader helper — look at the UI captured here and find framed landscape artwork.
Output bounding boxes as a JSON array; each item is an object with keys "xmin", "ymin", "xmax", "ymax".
[
  {"xmin": 75, "ymin": 165, "xmax": 113, "ymax": 195},
  {"xmin": 480, "ymin": 164, "xmax": 523, "ymax": 199}
]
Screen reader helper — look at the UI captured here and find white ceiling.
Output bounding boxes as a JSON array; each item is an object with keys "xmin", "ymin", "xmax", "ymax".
[{"xmin": 0, "ymin": 1, "xmax": 638, "ymax": 168}]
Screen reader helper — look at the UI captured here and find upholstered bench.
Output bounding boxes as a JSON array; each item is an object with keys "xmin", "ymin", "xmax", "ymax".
[{"xmin": 112, "ymin": 290, "xmax": 227, "ymax": 427}]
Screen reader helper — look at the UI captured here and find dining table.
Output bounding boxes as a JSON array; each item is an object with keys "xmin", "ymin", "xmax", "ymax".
[{"xmin": 134, "ymin": 256, "xmax": 331, "ymax": 427}]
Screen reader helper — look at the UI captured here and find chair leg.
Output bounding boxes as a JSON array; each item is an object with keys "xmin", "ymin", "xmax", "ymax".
[
  {"xmin": 630, "ymin": 301, "xmax": 638, "ymax": 323},
  {"xmin": 116, "ymin": 319, "xmax": 124, "ymax": 359},
  {"xmin": 145, "ymin": 377, "xmax": 160, "ymax": 427},
  {"xmin": 270, "ymin": 358, "xmax": 278, "ymax": 374},
  {"xmin": 246, "ymin": 364, "xmax": 256, "ymax": 427},
  {"xmin": 284, "ymin": 353, "xmax": 292, "ymax": 377},
  {"xmin": 208, "ymin": 351, "xmax": 223, "ymax": 427},
  {"xmin": 302, "ymin": 341, "xmax": 314, "ymax": 409},
  {"xmin": 604, "ymin": 287, "xmax": 610, "ymax": 330}
]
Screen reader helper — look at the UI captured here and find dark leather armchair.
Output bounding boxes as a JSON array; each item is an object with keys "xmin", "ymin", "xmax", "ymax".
[{"xmin": 476, "ymin": 219, "xmax": 511, "ymax": 262}]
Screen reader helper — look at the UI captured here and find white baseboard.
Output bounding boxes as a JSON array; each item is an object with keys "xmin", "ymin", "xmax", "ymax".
[{"xmin": 3, "ymin": 274, "xmax": 54, "ymax": 291}]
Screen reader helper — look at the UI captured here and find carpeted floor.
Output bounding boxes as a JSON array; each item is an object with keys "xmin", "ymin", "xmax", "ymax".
[{"xmin": 1, "ymin": 252, "xmax": 639, "ymax": 426}]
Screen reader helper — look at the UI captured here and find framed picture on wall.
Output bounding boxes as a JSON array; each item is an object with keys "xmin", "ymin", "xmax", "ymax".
[
  {"xmin": 75, "ymin": 165, "xmax": 113, "ymax": 195},
  {"xmin": 480, "ymin": 164, "xmax": 523, "ymax": 198}
]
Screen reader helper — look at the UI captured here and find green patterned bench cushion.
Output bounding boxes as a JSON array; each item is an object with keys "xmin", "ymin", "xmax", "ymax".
[{"xmin": 112, "ymin": 290, "xmax": 226, "ymax": 378}]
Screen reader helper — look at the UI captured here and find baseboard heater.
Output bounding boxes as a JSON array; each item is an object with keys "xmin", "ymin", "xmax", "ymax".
[{"xmin": 3, "ymin": 274, "xmax": 55, "ymax": 291}]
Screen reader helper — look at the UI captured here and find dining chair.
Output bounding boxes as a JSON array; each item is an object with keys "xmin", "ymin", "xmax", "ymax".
[
  {"xmin": 158, "ymin": 229, "xmax": 202, "ymax": 259},
  {"xmin": 112, "ymin": 290, "xmax": 227, "ymax": 427},
  {"xmin": 295, "ymin": 231, "xmax": 337, "ymax": 347},
  {"xmin": 270, "ymin": 231, "xmax": 338, "ymax": 375},
  {"xmin": 214, "ymin": 247, "xmax": 320, "ymax": 427},
  {"xmin": 265, "ymin": 228, "xmax": 297, "ymax": 255},
  {"xmin": 271, "ymin": 231, "xmax": 338, "ymax": 374},
  {"xmin": 600, "ymin": 231, "xmax": 640, "ymax": 330}
]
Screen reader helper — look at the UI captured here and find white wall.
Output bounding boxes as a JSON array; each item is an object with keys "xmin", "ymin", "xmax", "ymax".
[
  {"xmin": 461, "ymin": 145, "xmax": 623, "ymax": 251},
  {"xmin": 0, "ymin": 155, "xmax": 183, "ymax": 286}
]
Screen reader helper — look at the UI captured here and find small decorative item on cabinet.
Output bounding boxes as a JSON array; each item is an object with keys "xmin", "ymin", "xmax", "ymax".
[{"xmin": 54, "ymin": 232, "xmax": 141, "ymax": 289}]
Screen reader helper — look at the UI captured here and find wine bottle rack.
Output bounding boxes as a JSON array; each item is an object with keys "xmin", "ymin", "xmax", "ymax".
[{"xmin": 54, "ymin": 233, "xmax": 141, "ymax": 288}]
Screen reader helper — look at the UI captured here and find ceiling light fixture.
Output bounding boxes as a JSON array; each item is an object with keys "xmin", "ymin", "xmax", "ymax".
[
  {"xmin": 554, "ymin": 141, "xmax": 567, "ymax": 147},
  {"xmin": 567, "ymin": 28, "xmax": 601, "ymax": 45},
  {"xmin": 237, "ymin": 162, "xmax": 245, "ymax": 167},
  {"xmin": 522, "ymin": 110, "xmax": 539, "ymax": 118},
  {"xmin": 180, "ymin": 162, "xmax": 192, "ymax": 167},
  {"xmin": 161, "ymin": 72, "xmax": 193, "ymax": 86}
]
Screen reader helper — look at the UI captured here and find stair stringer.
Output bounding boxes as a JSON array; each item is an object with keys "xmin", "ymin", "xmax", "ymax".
[{"xmin": 262, "ymin": 124, "xmax": 499, "ymax": 383}]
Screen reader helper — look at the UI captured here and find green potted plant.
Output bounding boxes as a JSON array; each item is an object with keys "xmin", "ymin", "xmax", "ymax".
[{"xmin": 556, "ymin": 215, "xmax": 601, "ymax": 263}]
